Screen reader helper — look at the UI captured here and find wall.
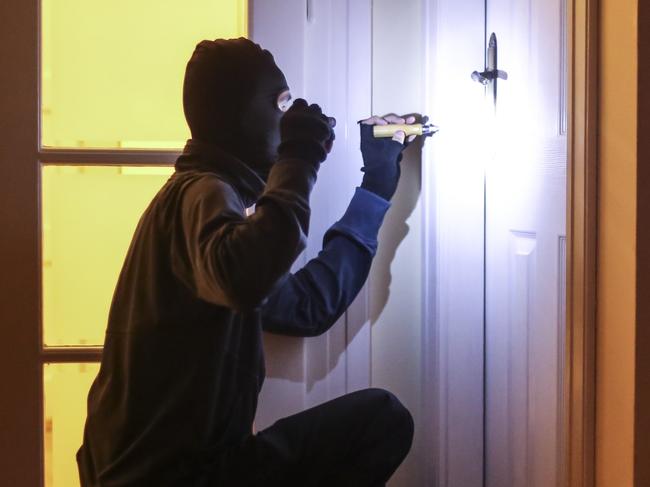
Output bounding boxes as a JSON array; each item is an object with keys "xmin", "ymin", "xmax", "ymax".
[
  {"xmin": 596, "ymin": 0, "xmax": 638, "ymax": 484},
  {"xmin": 370, "ymin": 1, "xmax": 425, "ymax": 485}
]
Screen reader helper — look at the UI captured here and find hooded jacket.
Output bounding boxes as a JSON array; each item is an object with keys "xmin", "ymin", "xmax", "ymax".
[
  {"xmin": 77, "ymin": 37, "xmax": 390, "ymax": 486},
  {"xmin": 76, "ymin": 139, "xmax": 390, "ymax": 486}
]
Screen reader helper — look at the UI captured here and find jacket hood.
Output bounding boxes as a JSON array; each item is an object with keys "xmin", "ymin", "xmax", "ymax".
[{"xmin": 182, "ymin": 38, "xmax": 289, "ymax": 180}]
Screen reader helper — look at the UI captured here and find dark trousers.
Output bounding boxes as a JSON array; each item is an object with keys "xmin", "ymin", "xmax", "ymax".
[{"xmin": 202, "ymin": 388, "xmax": 414, "ymax": 487}]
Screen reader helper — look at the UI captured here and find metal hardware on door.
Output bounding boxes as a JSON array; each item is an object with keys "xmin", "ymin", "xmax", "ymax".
[
  {"xmin": 471, "ymin": 33, "xmax": 507, "ymax": 101},
  {"xmin": 471, "ymin": 69, "xmax": 508, "ymax": 85}
]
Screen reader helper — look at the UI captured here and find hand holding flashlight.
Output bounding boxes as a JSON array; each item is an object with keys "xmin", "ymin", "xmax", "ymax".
[
  {"xmin": 358, "ymin": 114, "xmax": 415, "ymax": 201},
  {"xmin": 361, "ymin": 115, "xmax": 417, "ymax": 143},
  {"xmin": 369, "ymin": 115, "xmax": 439, "ymax": 140}
]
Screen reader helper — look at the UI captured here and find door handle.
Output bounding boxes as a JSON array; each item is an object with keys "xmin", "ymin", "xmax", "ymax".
[
  {"xmin": 471, "ymin": 68, "xmax": 508, "ymax": 85},
  {"xmin": 471, "ymin": 33, "xmax": 507, "ymax": 99}
]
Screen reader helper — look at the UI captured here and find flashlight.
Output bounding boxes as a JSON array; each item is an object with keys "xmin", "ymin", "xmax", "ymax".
[{"xmin": 373, "ymin": 123, "xmax": 439, "ymax": 138}]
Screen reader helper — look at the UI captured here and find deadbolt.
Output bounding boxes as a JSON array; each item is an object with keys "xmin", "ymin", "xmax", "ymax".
[{"xmin": 472, "ymin": 33, "xmax": 508, "ymax": 100}]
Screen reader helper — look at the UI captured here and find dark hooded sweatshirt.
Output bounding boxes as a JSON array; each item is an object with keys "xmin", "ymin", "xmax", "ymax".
[
  {"xmin": 76, "ymin": 139, "xmax": 390, "ymax": 486},
  {"xmin": 77, "ymin": 37, "xmax": 390, "ymax": 486}
]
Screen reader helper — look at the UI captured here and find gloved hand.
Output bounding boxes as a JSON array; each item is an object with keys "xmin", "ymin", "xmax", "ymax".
[
  {"xmin": 359, "ymin": 115, "xmax": 416, "ymax": 201},
  {"xmin": 278, "ymin": 98, "xmax": 336, "ymax": 165}
]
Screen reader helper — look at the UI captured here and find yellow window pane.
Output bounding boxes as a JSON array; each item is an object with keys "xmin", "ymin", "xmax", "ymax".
[
  {"xmin": 44, "ymin": 362, "xmax": 100, "ymax": 487},
  {"xmin": 41, "ymin": 0, "xmax": 248, "ymax": 149},
  {"xmin": 42, "ymin": 165, "xmax": 174, "ymax": 346}
]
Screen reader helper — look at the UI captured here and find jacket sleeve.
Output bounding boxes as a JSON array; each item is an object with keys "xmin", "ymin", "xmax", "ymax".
[
  {"xmin": 260, "ymin": 187, "xmax": 390, "ymax": 336},
  {"xmin": 177, "ymin": 159, "xmax": 317, "ymax": 311}
]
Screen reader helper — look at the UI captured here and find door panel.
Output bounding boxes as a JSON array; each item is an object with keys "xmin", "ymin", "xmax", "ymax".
[
  {"xmin": 252, "ymin": 0, "xmax": 373, "ymax": 431},
  {"xmin": 249, "ymin": 0, "xmax": 310, "ymax": 430},
  {"xmin": 423, "ymin": 0, "xmax": 488, "ymax": 484},
  {"xmin": 485, "ymin": 0, "xmax": 567, "ymax": 485}
]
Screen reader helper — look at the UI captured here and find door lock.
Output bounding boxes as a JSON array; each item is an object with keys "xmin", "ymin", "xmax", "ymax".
[
  {"xmin": 472, "ymin": 33, "xmax": 507, "ymax": 102},
  {"xmin": 471, "ymin": 68, "xmax": 508, "ymax": 85}
]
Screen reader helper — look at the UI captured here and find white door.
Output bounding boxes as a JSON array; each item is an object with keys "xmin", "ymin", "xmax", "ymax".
[{"xmin": 485, "ymin": 0, "xmax": 567, "ymax": 486}]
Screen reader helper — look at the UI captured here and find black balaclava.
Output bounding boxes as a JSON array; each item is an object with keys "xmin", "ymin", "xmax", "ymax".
[{"xmin": 182, "ymin": 38, "xmax": 289, "ymax": 179}]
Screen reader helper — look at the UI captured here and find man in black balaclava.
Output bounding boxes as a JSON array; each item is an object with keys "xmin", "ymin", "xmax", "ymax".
[{"xmin": 77, "ymin": 38, "xmax": 415, "ymax": 486}]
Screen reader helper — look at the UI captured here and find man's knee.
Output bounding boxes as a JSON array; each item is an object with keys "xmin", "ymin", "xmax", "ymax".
[{"xmin": 361, "ymin": 388, "xmax": 414, "ymax": 450}]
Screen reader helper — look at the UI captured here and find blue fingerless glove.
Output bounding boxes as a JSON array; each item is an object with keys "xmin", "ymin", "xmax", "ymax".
[{"xmin": 358, "ymin": 123, "xmax": 406, "ymax": 201}]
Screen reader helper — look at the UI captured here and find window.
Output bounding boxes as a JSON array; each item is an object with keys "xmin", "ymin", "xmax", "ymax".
[
  {"xmin": 39, "ymin": 2, "xmax": 248, "ymax": 485},
  {"xmin": 41, "ymin": 0, "xmax": 248, "ymax": 149},
  {"xmin": 42, "ymin": 165, "xmax": 174, "ymax": 346}
]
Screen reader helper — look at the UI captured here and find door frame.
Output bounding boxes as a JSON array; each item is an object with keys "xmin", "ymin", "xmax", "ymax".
[
  {"xmin": 564, "ymin": 0, "xmax": 598, "ymax": 485},
  {"xmin": 1, "ymin": 0, "xmax": 45, "ymax": 484}
]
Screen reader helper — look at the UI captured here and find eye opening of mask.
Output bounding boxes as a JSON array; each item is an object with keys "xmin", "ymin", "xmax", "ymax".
[{"xmin": 277, "ymin": 90, "xmax": 292, "ymax": 112}]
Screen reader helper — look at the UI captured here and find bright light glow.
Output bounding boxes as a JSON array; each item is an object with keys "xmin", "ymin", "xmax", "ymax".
[
  {"xmin": 44, "ymin": 363, "xmax": 100, "ymax": 487},
  {"xmin": 41, "ymin": 0, "xmax": 248, "ymax": 148},
  {"xmin": 487, "ymin": 29, "xmax": 563, "ymax": 231},
  {"xmin": 429, "ymin": 43, "xmax": 489, "ymax": 229},
  {"xmin": 42, "ymin": 165, "xmax": 174, "ymax": 346}
]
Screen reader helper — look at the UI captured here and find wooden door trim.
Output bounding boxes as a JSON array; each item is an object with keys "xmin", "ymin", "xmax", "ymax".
[
  {"xmin": 0, "ymin": 0, "xmax": 41, "ymax": 485},
  {"xmin": 565, "ymin": 0, "xmax": 598, "ymax": 485}
]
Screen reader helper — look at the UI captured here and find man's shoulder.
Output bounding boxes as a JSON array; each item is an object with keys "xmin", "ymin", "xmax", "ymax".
[
  {"xmin": 173, "ymin": 169, "xmax": 232, "ymax": 191},
  {"xmin": 173, "ymin": 170, "xmax": 245, "ymax": 213}
]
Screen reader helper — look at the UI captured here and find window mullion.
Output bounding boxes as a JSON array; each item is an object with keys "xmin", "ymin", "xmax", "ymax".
[
  {"xmin": 41, "ymin": 347, "xmax": 103, "ymax": 363},
  {"xmin": 39, "ymin": 149, "xmax": 181, "ymax": 165}
]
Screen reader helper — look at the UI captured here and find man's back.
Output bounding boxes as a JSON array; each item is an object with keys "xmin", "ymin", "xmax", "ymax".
[{"xmin": 77, "ymin": 169, "xmax": 265, "ymax": 486}]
